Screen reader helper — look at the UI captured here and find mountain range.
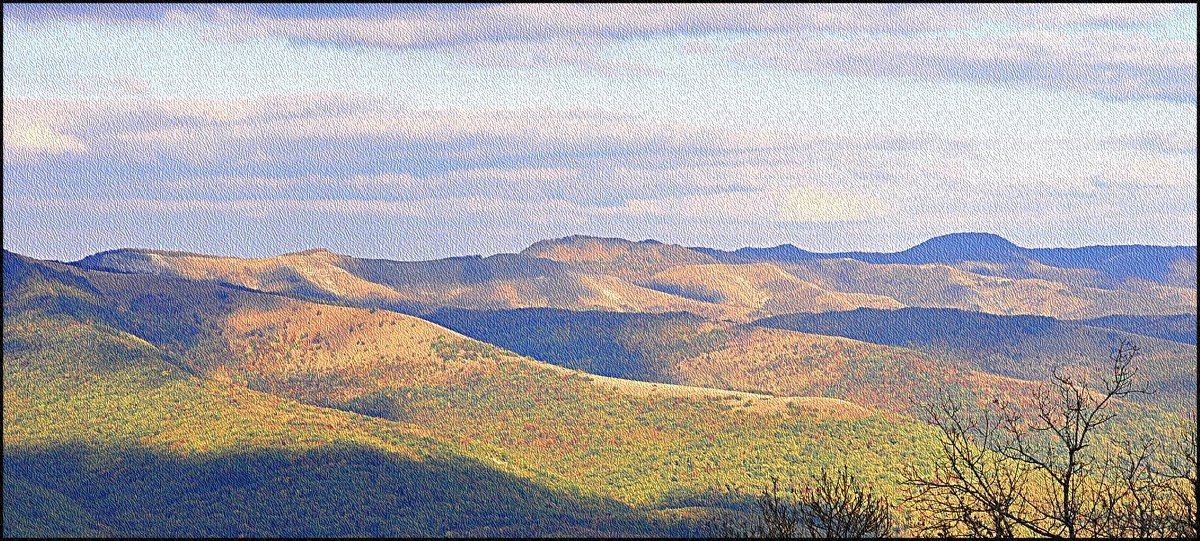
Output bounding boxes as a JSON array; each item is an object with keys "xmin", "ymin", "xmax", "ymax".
[
  {"xmin": 4, "ymin": 232, "xmax": 1196, "ymax": 536},
  {"xmin": 76, "ymin": 232, "xmax": 1197, "ymax": 320}
]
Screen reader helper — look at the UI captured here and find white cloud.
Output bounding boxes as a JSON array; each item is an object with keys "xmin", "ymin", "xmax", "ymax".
[
  {"xmin": 5, "ymin": 94, "xmax": 1193, "ymax": 201},
  {"xmin": 214, "ymin": 4, "xmax": 1179, "ymax": 48},
  {"xmin": 3, "ymin": 6, "xmax": 1195, "ymax": 259},
  {"xmin": 10, "ymin": 4, "xmax": 1188, "ymax": 101},
  {"xmin": 9, "ymin": 4, "xmax": 1180, "ymax": 39},
  {"xmin": 186, "ymin": 5, "xmax": 1193, "ymax": 101}
]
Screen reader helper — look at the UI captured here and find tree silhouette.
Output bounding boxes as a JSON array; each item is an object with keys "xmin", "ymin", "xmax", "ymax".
[
  {"xmin": 716, "ymin": 466, "xmax": 892, "ymax": 538},
  {"xmin": 903, "ymin": 339, "xmax": 1196, "ymax": 538}
]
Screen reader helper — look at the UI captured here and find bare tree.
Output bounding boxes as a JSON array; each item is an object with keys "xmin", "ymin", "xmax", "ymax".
[
  {"xmin": 1091, "ymin": 416, "xmax": 1197, "ymax": 538},
  {"xmin": 716, "ymin": 467, "xmax": 892, "ymax": 538},
  {"xmin": 995, "ymin": 340, "xmax": 1148, "ymax": 538},
  {"xmin": 1097, "ymin": 435, "xmax": 1173, "ymax": 537},
  {"xmin": 798, "ymin": 466, "xmax": 893, "ymax": 538},
  {"xmin": 1156, "ymin": 418, "xmax": 1198, "ymax": 538},
  {"xmin": 902, "ymin": 339, "xmax": 1200, "ymax": 538},
  {"xmin": 901, "ymin": 398, "xmax": 1030, "ymax": 537}
]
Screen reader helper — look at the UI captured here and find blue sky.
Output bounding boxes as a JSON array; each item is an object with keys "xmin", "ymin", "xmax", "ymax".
[{"xmin": 3, "ymin": 3, "xmax": 1196, "ymax": 260}]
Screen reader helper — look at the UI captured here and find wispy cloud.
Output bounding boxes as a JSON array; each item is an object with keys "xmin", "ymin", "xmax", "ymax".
[
  {"xmin": 7, "ymin": 4, "xmax": 1192, "ymax": 100},
  {"xmin": 5, "ymin": 93, "xmax": 1192, "ymax": 215},
  {"xmin": 11, "ymin": 4, "xmax": 1175, "ymax": 43},
  {"xmin": 732, "ymin": 28, "xmax": 1196, "ymax": 102}
]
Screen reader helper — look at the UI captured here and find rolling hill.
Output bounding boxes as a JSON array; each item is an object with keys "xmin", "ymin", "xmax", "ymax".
[
  {"xmin": 698, "ymin": 232, "xmax": 1197, "ymax": 287},
  {"xmin": 72, "ymin": 233, "xmax": 1197, "ymax": 322},
  {"xmin": 414, "ymin": 306, "xmax": 1107, "ymax": 417},
  {"xmin": 776, "ymin": 257, "xmax": 1194, "ymax": 319},
  {"xmin": 641, "ymin": 262, "xmax": 902, "ymax": 317},
  {"xmin": 753, "ymin": 307, "xmax": 1197, "ymax": 410},
  {"xmin": 76, "ymin": 247, "xmax": 743, "ymax": 320},
  {"xmin": 1071, "ymin": 313, "xmax": 1198, "ymax": 345},
  {"xmin": 3, "ymin": 287, "xmax": 665, "ymax": 536},
  {"xmin": 7, "ymin": 238, "xmax": 1191, "ymax": 537},
  {"xmin": 698, "ymin": 233, "xmax": 1197, "ymax": 318},
  {"xmin": 521, "ymin": 235, "xmax": 719, "ymax": 281},
  {"xmin": 6, "ymin": 250, "xmax": 954, "ymax": 536}
]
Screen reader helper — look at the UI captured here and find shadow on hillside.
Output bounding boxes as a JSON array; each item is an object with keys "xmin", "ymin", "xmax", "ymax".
[
  {"xmin": 412, "ymin": 306, "xmax": 734, "ymax": 382},
  {"xmin": 3, "ymin": 441, "xmax": 688, "ymax": 538}
]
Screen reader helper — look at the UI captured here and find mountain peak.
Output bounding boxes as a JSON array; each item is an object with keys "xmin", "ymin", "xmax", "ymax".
[
  {"xmin": 530, "ymin": 234, "xmax": 632, "ymax": 247},
  {"xmin": 900, "ymin": 232, "xmax": 1023, "ymax": 263},
  {"xmin": 723, "ymin": 243, "xmax": 819, "ymax": 263},
  {"xmin": 521, "ymin": 235, "xmax": 716, "ymax": 277},
  {"xmin": 921, "ymin": 232, "xmax": 1019, "ymax": 248},
  {"xmin": 523, "ymin": 235, "xmax": 679, "ymax": 257}
]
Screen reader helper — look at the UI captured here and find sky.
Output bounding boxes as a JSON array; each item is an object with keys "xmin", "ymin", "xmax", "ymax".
[{"xmin": 3, "ymin": 3, "xmax": 1197, "ymax": 261}]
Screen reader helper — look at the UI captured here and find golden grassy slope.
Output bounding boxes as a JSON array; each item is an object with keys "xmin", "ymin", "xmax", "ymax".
[
  {"xmin": 643, "ymin": 263, "xmax": 902, "ymax": 317},
  {"xmin": 97, "ymin": 249, "xmax": 746, "ymax": 320},
  {"xmin": 9, "ymin": 252, "xmax": 927, "ymax": 526},
  {"xmin": 573, "ymin": 274, "xmax": 746, "ymax": 320},
  {"xmin": 79, "ymin": 245, "xmax": 1192, "ymax": 322},
  {"xmin": 140, "ymin": 249, "xmax": 406, "ymax": 302},
  {"xmin": 671, "ymin": 326, "xmax": 1055, "ymax": 416},
  {"xmin": 212, "ymin": 295, "xmax": 865, "ymax": 417},
  {"xmin": 573, "ymin": 370, "xmax": 873, "ymax": 419}
]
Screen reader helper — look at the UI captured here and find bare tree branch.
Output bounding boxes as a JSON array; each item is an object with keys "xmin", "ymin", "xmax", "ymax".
[{"xmin": 904, "ymin": 340, "xmax": 1195, "ymax": 539}]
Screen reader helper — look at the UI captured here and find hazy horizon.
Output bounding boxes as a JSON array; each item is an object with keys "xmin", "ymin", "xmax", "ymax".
[{"xmin": 7, "ymin": 230, "xmax": 1198, "ymax": 265}]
